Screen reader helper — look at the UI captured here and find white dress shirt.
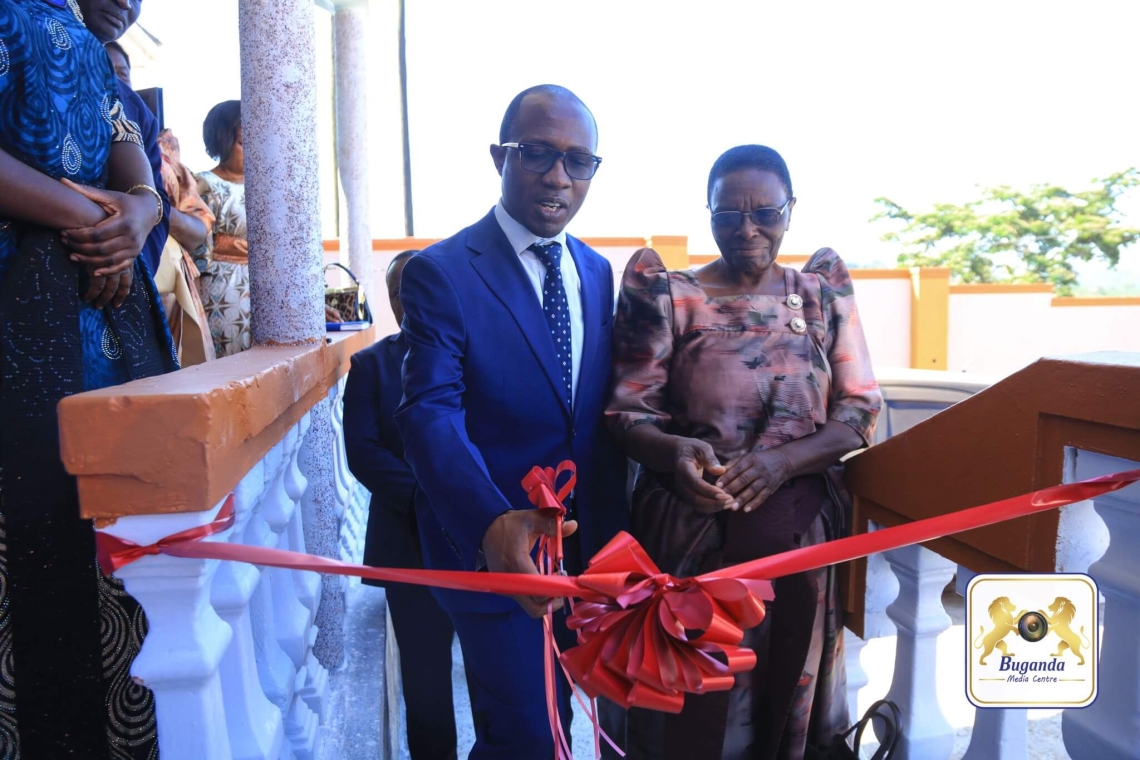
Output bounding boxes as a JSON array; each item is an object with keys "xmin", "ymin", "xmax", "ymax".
[{"xmin": 494, "ymin": 201, "xmax": 584, "ymax": 406}]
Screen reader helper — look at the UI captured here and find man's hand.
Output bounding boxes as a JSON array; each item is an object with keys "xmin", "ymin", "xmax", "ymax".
[
  {"xmin": 672, "ymin": 437, "xmax": 733, "ymax": 513},
  {"xmin": 482, "ymin": 510, "xmax": 578, "ymax": 618},
  {"xmin": 59, "ymin": 179, "xmax": 154, "ymax": 276},
  {"xmin": 717, "ymin": 448, "xmax": 791, "ymax": 513}
]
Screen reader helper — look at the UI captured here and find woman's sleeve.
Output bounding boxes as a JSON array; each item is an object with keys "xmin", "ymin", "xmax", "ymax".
[
  {"xmin": 805, "ymin": 248, "xmax": 883, "ymax": 446},
  {"xmin": 107, "ymin": 98, "xmax": 143, "ymax": 147},
  {"xmin": 605, "ymin": 247, "xmax": 675, "ymax": 436},
  {"xmin": 190, "ymin": 173, "xmax": 220, "ymax": 273}
]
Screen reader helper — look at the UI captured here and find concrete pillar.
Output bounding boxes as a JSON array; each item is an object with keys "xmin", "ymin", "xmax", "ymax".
[
  {"xmin": 334, "ymin": 0, "xmax": 375, "ymax": 303},
  {"xmin": 238, "ymin": 0, "xmax": 325, "ymax": 347},
  {"xmin": 238, "ymin": 0, "xmax": 344, "ymax": 673}
]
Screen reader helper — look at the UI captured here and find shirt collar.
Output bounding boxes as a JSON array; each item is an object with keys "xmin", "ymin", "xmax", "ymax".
[{"xmin": 494, "ymin": 200, "xmax": 568, "ymax": 257}]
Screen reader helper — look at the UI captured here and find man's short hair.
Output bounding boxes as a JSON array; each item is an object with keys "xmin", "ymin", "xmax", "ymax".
[{"xmin": 498, "ymin": 85, "xmax": 597, "ymax": 146}]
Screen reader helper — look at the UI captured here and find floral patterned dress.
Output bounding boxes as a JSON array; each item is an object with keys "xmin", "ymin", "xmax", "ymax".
[
  {"xmin": 607, "ymin": 247, "xmax": 882, "ymax": 760},
  {"xmin": 196, "ymin": 170, "xmax": 251, "ymax": 357}
]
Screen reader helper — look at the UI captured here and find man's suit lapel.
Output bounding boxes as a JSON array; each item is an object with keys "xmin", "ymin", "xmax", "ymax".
[
  {"xmin": 467, "ymin": 211, "xmax": 572, "ymax": 419},
  {"xmin": 566, "ymin": 236, "xmax": 602, "ymax": 425}
]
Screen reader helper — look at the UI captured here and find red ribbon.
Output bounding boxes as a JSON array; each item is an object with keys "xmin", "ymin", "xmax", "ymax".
[
  {"xmin": 97, "ymin": 467, "xmax": 1140, "ymax": 753},
  {"xmin": 97, "ymin": 494, "xmax": 236, "ymax": 573}
]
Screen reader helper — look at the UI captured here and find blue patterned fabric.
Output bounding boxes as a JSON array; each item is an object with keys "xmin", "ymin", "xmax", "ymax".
[
  {"xmin": 0, "ymin": 3, "xmax": 173, "ymax": 755},
  {"xmin": 0, "ymin": 0, "xmax": 176, "ymax": 391},
  {"xmin": 529, "ymin": 241, "xmax": 574, "ymax": 407}
]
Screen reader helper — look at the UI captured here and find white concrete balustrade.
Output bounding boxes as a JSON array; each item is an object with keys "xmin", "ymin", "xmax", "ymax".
[
  {"xmin": 95, "ymin": 353, "xmax": 1139, "ymax": 760},
  {"xmin": 96, "ymin": 399, "xmax": 368, "ymax": 760},
  {"xmin": 844, "ymin": 446, "xmax": 1140, "ymax": 760}
]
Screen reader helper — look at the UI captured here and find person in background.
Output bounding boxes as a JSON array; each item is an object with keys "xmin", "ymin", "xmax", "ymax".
[
  {"xmin": 157, "ymin": 129, "xmax": 217, "ymax": 365},
  {"xmin": 104, "ymin": 38, "xmax": 133, "ymax": 87},
  {"xmin": 0, "ymin": 0, "xmax": 177, "ymax": 756},
  {"xmin": 606, "ymin": 145, "xmax": 882, "ymax": 759},
  {"xmin": 102, "ymin": 37, "xmax": 211, "ymax": 367},
  {"xmin": 83, "ymin": 23, "xmax": 170, "ymax": 280},
  {"xmin": 344, "ymin": 251, "xmax": 467, "ymax": 760},
  {"xmin": 197, "ymin": 99, "xmax": 252, "ymax": 357}
]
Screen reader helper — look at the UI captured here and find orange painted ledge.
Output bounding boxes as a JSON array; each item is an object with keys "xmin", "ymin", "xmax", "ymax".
[
  {"xmin": 1052, "ymin": 296, "xmax": 1140, "ymax": 307},
  {"xmin": 324, "ymin": 236, "xmax": 652, "ymax": 253},
  {"xmin": 949, "ymin": 283, "xmax": 1055, "ymax": 294},
  {"xmin": 58, "ymin": 327, "xmax": 375, "ymax": 523}
]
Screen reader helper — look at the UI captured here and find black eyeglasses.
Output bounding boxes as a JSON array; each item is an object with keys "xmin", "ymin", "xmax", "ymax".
[
  {"xmin": 500, "ymin": 142, "xmax": 603, "ymax": 180},
  {"xmin": 710, "ymin": 199, "xmax": 794, "ymax": 230}
]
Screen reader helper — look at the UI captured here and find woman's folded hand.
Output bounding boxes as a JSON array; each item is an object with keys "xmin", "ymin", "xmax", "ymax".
[
  {"xmin": 672, "ymin": 437, "xmax": 734, "ymax": 514},
  {"xmin": 83, "ymin": 267, "xmax": 134, "ymax": 309},
  {"xmin": 717, "ymin": 448, "xmax": 791, "ymax": 514},
  {"xmin": 59, "ymin": 180, "xmax": 153, "ymax": 276}
]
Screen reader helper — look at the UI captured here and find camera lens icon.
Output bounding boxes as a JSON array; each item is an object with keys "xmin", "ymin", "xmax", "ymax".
[{"xmin": 1018, "ymin": 611, "xmax": 1049, "ymax": 642}]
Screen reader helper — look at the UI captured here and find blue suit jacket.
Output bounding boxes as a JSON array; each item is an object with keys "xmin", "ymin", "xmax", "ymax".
[
  {"xmin": 395, "ymin": 209, "xmax": 628, "ymax": 613},
  {"xmin": 343, "ymin": 333, "xmax": 425, "ymax": 584}
]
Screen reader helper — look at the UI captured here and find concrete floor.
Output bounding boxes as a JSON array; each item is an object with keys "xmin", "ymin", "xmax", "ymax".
[{"xmin": 323, "ymin": 582, "xmax": 1075, "ymax": 760}]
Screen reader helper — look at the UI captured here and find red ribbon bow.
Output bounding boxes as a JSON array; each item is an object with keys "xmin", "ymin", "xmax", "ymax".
[
  {"xmin": 522, "ymin": 461, "xmax": 576, "ymax": 571},
  {"xmin": 561, "ymin": 533, "xmax": 773, "ymax": 714}
]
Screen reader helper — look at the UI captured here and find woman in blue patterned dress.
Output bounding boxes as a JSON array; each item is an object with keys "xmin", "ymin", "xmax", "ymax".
[{"xmin": 0, "ymin": 0, "xmax": 177, "ymax": 757}]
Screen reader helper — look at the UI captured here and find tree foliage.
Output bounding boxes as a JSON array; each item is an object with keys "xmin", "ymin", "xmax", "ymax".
[{"xmin": 872, "ymin": 169, "xmax": 1140, "ymax": 295}]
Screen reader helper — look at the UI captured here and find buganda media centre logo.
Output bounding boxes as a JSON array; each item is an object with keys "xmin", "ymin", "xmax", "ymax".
[{"xmin": 966, "ymin": 573, "xmax": 1099, "ymax": 708}]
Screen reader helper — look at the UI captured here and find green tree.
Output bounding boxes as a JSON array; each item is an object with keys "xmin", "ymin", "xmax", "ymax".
[{"xmin": 872, "ymin": 169, "xmax": 1140, "ymax": 295}]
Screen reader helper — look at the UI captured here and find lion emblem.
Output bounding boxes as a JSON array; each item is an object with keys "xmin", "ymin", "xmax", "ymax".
[
  {"xmin": 1039, "ymin": 597, "xmax": 1092, "ymax": 666},
  {"xmin": 973, "ymin": 596, "xmax": 1024, "ymax": 665}
]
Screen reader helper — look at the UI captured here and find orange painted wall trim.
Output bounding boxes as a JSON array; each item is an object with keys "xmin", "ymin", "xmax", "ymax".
[
  {"xmin": 580, "ymin": 237, "xmax": 649, "ymax": 248},
  {"xmin": 325, "ymin": 236, "xmax": 653, "ymax": 253},
  {"xmin": 1051, "ymin": 296, "xmax": 1140, "ymax": 307},
  {"xmin": 910, "ymin": 267, "xmax": 950, "ymax": 370},
  {"xmin": 850, "ymin": 269, "xmax": 912, "ymax": 280},
  {"xmin": 58, "ymin": 328, "xmax": 375, "ymax": 522},
  {"xmin": 647, "ymin": 235, "xmax": 689, "ymax": 270},
  {"xmin": 950, "ymin": 283, "xmax": 1055, "ymax": 294},
  {"xmin": 688, "ymin": 253, "xmax": 814, "ymax": 266}
]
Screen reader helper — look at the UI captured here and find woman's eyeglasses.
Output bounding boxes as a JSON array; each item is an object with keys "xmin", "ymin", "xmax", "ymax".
[
  {"xmin": 710, "ymin": 199, "xmax": 794, "ymax": 230},
  {"xmin": 500, "ymin": 142, "xmax": 603, "ymax": 181}
]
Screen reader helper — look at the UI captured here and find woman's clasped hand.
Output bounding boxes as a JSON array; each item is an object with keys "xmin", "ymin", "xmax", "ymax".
[
  {"xmin": 61, "ymin": 180, "xmax": 159, "ymax": 308},
  {"xmin": 672, "ymin": 437, "xmax": 790, "ymax": 514}
]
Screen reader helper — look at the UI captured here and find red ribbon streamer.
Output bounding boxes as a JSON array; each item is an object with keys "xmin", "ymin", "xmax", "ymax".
[{"xmin": 98, "ymin": 467, "xmax": 1140, "ymax": 745}]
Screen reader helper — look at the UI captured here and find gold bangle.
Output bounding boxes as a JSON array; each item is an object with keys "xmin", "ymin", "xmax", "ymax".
[{"xmin": 127, "ymin": 184, "xmax": 164, "ymax": 228}]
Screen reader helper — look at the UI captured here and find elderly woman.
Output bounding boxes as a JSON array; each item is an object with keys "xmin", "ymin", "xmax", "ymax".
[{"xmin": 607, "ymin": 145, "xmax": 882, "ymax": 760}]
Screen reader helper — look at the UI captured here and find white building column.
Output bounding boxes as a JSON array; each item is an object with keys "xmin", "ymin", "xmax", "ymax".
[
  {"xmin": 238, "ymin": 0, "xmax": 346, "ymax": 671},
  {"xmin": 333, "ymin": 0, "xmax": 374, "ymax": 303},
  {"xmin": 238, "ymin": 0, "xmax": 326, "ymax": 346}
]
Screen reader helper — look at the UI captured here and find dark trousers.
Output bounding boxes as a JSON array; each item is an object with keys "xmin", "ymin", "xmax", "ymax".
[
  {"xmin": 450, "ymin": 605, "xmax": 573, "ymax": 760},
  {"xmin": 387, "ymin": 582, "xmax": 461, "ymax": 760},
  {"xmin": 448, "ymin": 531, "xmax": 627, "ymax": 760}
]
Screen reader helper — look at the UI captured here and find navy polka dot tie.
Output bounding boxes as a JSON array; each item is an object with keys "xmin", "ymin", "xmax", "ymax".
[{"xmin": 530, "ymin": 242, "xmax": 573, "ymax": 407}]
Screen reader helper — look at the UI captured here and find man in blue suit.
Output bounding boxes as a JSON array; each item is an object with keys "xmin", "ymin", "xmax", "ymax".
[
  {"xmin": 344, "ymin": 251, "xmax": 465, "ymax": 760},
  {"xmin": 395, "ymin": 85, "xmax": 628, "ymax": 759}
]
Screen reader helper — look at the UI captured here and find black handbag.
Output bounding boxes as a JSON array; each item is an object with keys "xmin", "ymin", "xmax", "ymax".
[{"xmin": 805, "ymin": 699, "xmax": 901, "ymax": 760}]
